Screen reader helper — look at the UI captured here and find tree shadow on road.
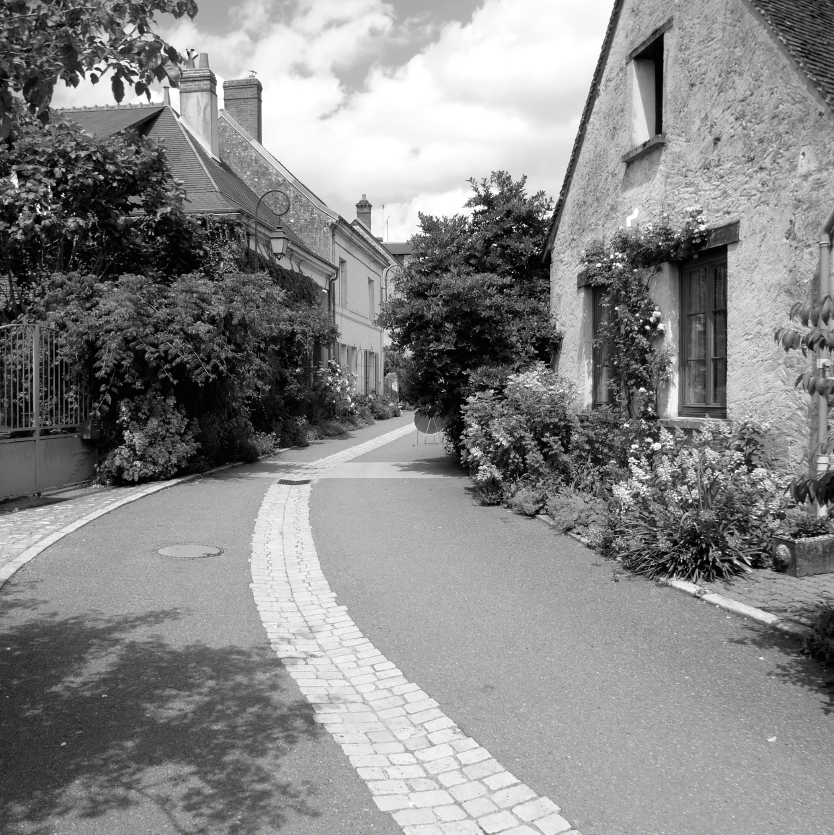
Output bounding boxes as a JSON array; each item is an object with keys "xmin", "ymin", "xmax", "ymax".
[
  {"xmin": 0, "ymin": 607, "xmax": 323, "ymax": 834},
  {"xmin": 726, "ymin": 622, "xmax": 834, "ymax": 716}
]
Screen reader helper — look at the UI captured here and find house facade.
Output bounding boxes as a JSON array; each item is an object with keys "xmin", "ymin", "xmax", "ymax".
[
  {"xmin": 546, "ymin": 0, "xmax": 834, "ymax": 467},
  {"xmin": 217, "ymin": 75, "xmax": 398, "ymax": 395}
]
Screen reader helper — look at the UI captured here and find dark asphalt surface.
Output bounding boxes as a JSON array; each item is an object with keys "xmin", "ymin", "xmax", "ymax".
[
  {"xmin": 311, "ymin": 431, "xmax": 834, "ymax": 835},
  {"xmin": 0, "ymin": 420, "xmax": 411, "ymax": 835}
]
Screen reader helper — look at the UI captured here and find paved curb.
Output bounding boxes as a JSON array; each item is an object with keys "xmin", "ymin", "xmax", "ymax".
[
  {"xmin": 0, "ymin": 458, "xmax": 252, "ymax": 593},
  {"xmin": 535, "ymin": 515, "xmax": 810, "ymax": 640}
]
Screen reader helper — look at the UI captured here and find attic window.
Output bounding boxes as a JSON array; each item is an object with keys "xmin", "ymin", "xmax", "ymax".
[{"xmin": 630, "ymin": 31, "xmax": 664, "ymax": 147}]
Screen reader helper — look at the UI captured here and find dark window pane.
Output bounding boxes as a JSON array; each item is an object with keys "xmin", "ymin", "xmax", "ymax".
[
  {"xmin": 688, "ymin": 268, "xmax": 707, "ymax": 312},
  {"xmin": 713, "ymin": 310, "xmax": 726, "ymax": 358},
  {"xmin": 688, "ymin": 313, "xmax": 706, "ymax": 358},
  {"xmin": 712, "ymin": 358, "xmax": 727, "ymax": 405},
  {"xmin": 714, "ymin": 263, "xmax": 727, "ymax": 310},
  {"xmin": 687, "ymin": 360, "xmax": 706, "ymax": 403}
]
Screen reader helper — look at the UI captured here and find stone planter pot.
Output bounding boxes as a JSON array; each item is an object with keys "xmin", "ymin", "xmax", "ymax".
[{"xmin": 771, "ymin": 534, "xmax": 834, "ymax": 577}]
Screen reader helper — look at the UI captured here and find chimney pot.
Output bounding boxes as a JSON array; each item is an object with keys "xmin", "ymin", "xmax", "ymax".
[
  {"xmin": 180, "ymin": 53, "xmax": 219, "ymax": 156},
  {"xmin": 356, "ymin": 195, "xmax": 373, "ymax": 232},
  {"xmin": 223, "ymin": 76, "xmax": 264, "ymax": 143}
]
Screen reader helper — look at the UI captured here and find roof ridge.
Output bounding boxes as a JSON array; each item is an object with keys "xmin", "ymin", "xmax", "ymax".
[
  {"xmin": 59, "ymin": 103, "xmax": 164, "ymax": 112},
  {"xmin": 543, "ymin": 0, "xmax": 624, "ymax": 255}
]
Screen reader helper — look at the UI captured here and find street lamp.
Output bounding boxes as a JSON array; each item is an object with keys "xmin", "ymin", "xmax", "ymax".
[{"xmin": 251, "ymin": 189, "xmax": 290, "ymax": 271}]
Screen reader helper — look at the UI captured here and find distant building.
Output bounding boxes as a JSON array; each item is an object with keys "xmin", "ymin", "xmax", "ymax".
[{"xmin": 218, "ymin": 73, "xmax": 399, "ymax": 395}]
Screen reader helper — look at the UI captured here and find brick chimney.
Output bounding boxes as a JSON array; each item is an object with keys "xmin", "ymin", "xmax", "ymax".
[
  {"xmin": 179, "ymin": 53, "xmax": 219, "ymax": 156},
  {"xmin": 356, "ymin": 194, "xmax": 372, "ymax": 232},
  {"xmin": 223, "ymin": 75, "xmax": 263, "ymax": 143}
]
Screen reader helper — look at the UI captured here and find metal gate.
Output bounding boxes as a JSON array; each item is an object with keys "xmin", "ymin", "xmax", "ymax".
[{"xmin": 1, "ymin": 324, "xmax": 97, "ymax": 499}]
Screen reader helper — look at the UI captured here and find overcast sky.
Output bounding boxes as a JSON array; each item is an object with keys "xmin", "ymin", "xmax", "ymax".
[{"xmin": 52, "ymin": 0, "xmax": 614, "ymax": 241}]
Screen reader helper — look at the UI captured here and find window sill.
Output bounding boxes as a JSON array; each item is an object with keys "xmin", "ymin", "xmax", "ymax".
[
  {"xmin": 661, "ymin": 416, "xmax": 728, "ymax": 431},
  {"xmin": 622, "ymin": 134, "xmax": 666, "ymax": 164}
]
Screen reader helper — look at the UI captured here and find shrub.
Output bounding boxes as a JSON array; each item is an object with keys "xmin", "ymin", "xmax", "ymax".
[
  {"xmin": 276, "ymin": 417, "xmax": 310, "ymax": 448},
  {"xmin": 310, "ymin": 361, "xmax": 357, "ymax": 422},
  {"xmin": 506, "ymin": 481, "xmax": 547, "ymax": 516},
  {"xmin": 252, "ymin": 432, "xmax": 279, "ymax": 457},
  {"xmin": 568, "ymin": 407, "xmax": 647, "ymax": 496},
  {"xmin": 460, "ymin": 363, "xmax": 576, "ymax": 500},
  {"xmin": 607, "ymin": 422, "xmax": 789, "ymax": 582},
  {"xmin": 98, "ymin": 390, "xmax": 198, "ymax": 484},
  {"xmin": 546, "ymin": 488, "xmax": 608, "ymax": 535}
]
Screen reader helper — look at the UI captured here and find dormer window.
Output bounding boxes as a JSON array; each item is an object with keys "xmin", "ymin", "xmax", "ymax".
[{"xmin": 631, "ymin": 33, "xmax": 664, "ymax": 146}]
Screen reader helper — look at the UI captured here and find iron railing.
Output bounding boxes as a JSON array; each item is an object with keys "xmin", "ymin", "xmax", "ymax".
[{"xmin": 0, "ymin": 323, "xmax": 91, "ymax": 434}]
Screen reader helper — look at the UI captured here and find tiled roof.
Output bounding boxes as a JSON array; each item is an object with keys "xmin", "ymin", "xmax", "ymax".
[
  {"xmin": 59, "ymin": 103, "xmax": 296, "ymax": 238},
  {"xmin": 543, "ymin": 0, "xmax": 834, "ymax": 255},
  {"xmin": 747, "ymin": 0, "xmax": 834, "ymax": 107},
  {"xmin": 61, "ymin": 104, "xmax": 164, "ymax": 138}
]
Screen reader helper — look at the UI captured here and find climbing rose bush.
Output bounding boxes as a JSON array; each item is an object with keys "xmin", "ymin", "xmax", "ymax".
[
  {"xmin": 607, "ymin": 422, "xmax": 789, "ymax": 581},
  {"xmin": 460, "ymin": 363, "xmax": 576, "ymax": 502}
]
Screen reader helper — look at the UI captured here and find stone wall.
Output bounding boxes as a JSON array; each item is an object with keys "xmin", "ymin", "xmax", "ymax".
[
  {"xmin": 218, "ymin": 116, "xmax": 334, "ymax": 261},
  {"xmin": 550, "ymin": 0, "xmax": 834, "ymax": 468}
]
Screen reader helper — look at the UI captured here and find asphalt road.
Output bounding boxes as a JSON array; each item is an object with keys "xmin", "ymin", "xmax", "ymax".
[
  {"xmin": 311, "ymin": 430, "xmax": 834, "ymax": 835},
  {"xmin": 2, "ymin": 413, "xmax": 833, "ymax": 835},
  {"xmin": 0, "ymin": 422, "xmax": 409, "ymax": 835}
]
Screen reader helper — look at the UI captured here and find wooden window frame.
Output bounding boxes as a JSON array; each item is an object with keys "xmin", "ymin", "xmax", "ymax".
[
  {"xmin": 679, "ymin": 249, "xmax": 728, "ymax": 418},
  {"xmin": 592, "ymin": 285, "xmax": 613, "ymax": 408}
]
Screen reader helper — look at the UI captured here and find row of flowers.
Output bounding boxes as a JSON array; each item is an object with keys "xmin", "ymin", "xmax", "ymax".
[{"xmin": 459, "ymin": 362, "xmax": 814, "ymax": 584}]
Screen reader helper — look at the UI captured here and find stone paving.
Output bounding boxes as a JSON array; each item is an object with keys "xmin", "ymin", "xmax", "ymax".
[
  {"xmin": 700, "ymin": 568, "xmax": 834, "ymax": 628},
  {"xmin": 0, "ymin": 481, "xmax": 158, "ymax": 576},
  {"xmin": 251, "ymin": 425, "xmax": 580, "ymax": 835}
]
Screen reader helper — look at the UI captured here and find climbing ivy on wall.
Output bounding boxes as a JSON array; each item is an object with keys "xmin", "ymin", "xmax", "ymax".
[{"xmin": 580, "ymin": 207, "xmax": 708, "ymax": 418}]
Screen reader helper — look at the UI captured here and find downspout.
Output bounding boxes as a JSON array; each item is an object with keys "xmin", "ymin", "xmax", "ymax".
[{"xmin": 816, "ymin": 208, "xmax": 834, "ymax": 512}]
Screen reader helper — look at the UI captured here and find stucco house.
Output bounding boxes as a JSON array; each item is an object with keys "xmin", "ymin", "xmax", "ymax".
[
  {"xmin": 545, "ymin": 0, "xmax": 834, "ymax": 467},
  {"xmin": 218, "ymin": 74, "xmax": 398, "ymax": 395}
]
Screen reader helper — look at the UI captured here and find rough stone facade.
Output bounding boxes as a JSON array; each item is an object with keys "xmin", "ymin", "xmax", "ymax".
[
  {"xmin": 219, "ymin": 117, "xmax": 334, "ymax": 262},
  {"xmin": 549, "ymin": 0, "xmax": 834, "ymax": 468}
]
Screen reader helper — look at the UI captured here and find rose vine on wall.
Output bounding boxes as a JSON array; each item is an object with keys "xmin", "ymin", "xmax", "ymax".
[{"xmin": 580, "ymin": 207, "xmax": 708, "ymax": 418}]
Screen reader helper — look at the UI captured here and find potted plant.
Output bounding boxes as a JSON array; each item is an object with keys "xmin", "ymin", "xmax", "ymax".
[{"xmin": 772, "ymin": 509, "xmax": 834, "ymax": 577}]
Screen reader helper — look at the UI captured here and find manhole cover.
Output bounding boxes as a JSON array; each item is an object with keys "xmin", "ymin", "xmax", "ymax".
[
  {"xmin": 278, "ymin": 476, "xmax": 311, "ymax": 485},
  {"xmin": 157, "ymin": 545, "xmax": 223, "ymax": 559}
]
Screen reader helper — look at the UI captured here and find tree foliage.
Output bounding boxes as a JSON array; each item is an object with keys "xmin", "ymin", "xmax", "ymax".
[
  {"xmin": 1, "ymin": 109, "xmax": 200, "ymax": 316},
  {"xmin": 1, "ymin": 0, "xmax": 198, "ymax": 138},
  {"xmin": 379, "ymin": 171, "xmax": 559, "ymax": 440}
]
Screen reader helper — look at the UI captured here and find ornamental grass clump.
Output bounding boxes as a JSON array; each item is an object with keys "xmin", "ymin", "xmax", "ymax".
[
  {"xmin": 460, "ymin": 363, "xmax": 576, "ymax": 505},
  {"xmin": 607, "ymin": 422, "xmax": 789, "ymax": 582}
]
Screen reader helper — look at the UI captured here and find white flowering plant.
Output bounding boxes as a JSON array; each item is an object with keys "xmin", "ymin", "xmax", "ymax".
[
  {"xmin": 460, "ymin": 363, "xmax": 576, "ymax": 504},
  {"xmin": 311, "ymin": 360, "xmax": 357, "ymax": 420},
  {"xmin": 605, "ymin": 421, "xmax": 789, "ymax": 581}
]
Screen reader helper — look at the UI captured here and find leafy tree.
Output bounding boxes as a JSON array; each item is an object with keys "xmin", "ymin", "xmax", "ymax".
[
  {"xmin": 1, "ymin": 109, "xmax": 200, "ymax": 318},
  {"xmin": 378, "ymin": 171, "xmax": 559, "ymax": 443},
  {"xmin": 1, "ymin": 0, "xmax": 198, "ymax": 138}
]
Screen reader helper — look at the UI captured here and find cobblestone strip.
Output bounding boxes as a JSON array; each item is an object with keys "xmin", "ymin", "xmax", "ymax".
[{"xmin": 251, "ymin": 428, "xmax": 582, "ymax": 835}]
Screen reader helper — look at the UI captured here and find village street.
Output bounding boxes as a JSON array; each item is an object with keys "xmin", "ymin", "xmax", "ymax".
[{"xmin": 1, "ymin": 413, "xmax": 833, "ymax": 835}]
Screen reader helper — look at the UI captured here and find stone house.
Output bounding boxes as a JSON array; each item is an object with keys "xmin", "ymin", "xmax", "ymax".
[
  {"xmin": 545, "ymin": 0, "xmax": 834, "ymax": 467},
  {"xmin": 218, "ymin": 74, "xmax": 398, "ymax": 395}
]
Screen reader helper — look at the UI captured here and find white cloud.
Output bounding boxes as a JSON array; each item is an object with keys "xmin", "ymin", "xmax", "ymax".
[{"xmin": 52, "ymin": 0, "xmax": 612, "ymax": 241}]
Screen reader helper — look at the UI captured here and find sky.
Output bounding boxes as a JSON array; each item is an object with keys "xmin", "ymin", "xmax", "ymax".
[{"xmin": 52, "ymin": 0, "xmax": 614, "ymax": 242}]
